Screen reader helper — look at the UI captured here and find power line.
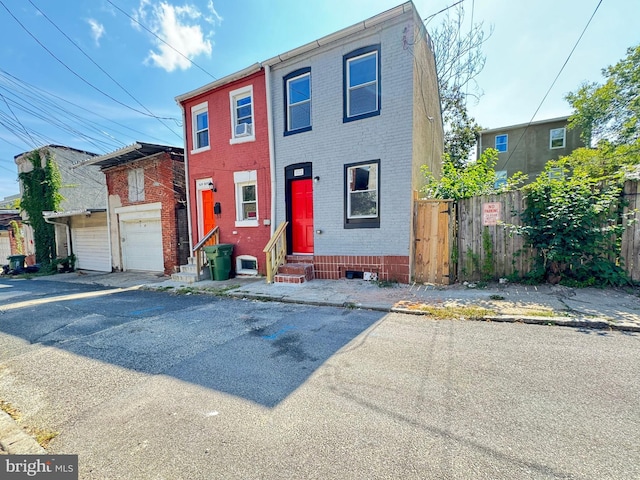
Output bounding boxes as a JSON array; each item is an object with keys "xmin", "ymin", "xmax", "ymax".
[
  {"xmin": 27, "ymin": 0, "xmax": 181, "ymax": 140},
  {"xmin": 502, "ymin": 0, "xmax": 604, "ymax": 171},
  {"xmin": 0, "ymin": 0, "xmax": 180, "ymax": 123},
  {"xmin": 424, "ymin": 0, "xmax": 466, "ymax": 25},
  {"xmin": 105, "ymin": 0, "xmax": 218, "ymax": 81}
]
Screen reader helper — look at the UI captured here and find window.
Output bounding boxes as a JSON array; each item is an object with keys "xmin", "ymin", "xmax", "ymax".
[
  {"xmin": 191, "ymin": 102, "xmax": 209, "ymax": 152},
  {"xmin": 495, "ymin": 134, "xmax": 508, "ymax": 152},
  {"xmin": 343, "ymin": 45, "xmax": 381, "ymax": 122},
  {"xmin": 284, "ymin": 68, "xmax": 311, "ymax": 135},
  {"xmin": 229, "ymin": 86, "xmax": 255, "ymax": 144},
  {"xmin": 550, "ymin": 128, "xmax": 566, "ymax": 149},
  {"xmin": 344, "ymin": 160, "xmax": 380, "ymax": 229},
  {"xmin": 128, "ymin": 168, "xmax": 145, "ymax": 202},
  {"xmin": 233, "ymin": 170, "xmax": 258, "ymax": 226},
  {"xmin": 236, "ymin": 255, "xmax": 258, "ymax": 276}
]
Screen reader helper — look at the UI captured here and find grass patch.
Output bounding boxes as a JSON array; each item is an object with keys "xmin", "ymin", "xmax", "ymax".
[
  {"xmin": 374, "ymin": 279, "xmax": 398, "ymax": 288},
  {"xmin": 173, "ymin": 284, "xmax": 241, "ymax": 296},
  {"xmin": 1, "ymin": 400, "xmax": 58, "ymax": 448},
  {"xmin": 522, "ymin": 310, "xmax": 557, "ymax": 318},
  {"xmin": 412, "ymin": 305, "xmax": 493, "ymax": 320},
  {"xmin": 0, "ymin": 400, "xmax": 21, "ymax": 421}
]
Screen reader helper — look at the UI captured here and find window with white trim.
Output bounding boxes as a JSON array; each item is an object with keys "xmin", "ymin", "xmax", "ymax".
[
  {"xmin": 191, "ymin": 102, "xmax": 209, "ymax": 152},
  {"xmin": 233, "ymin": 170, "xmax": 258, "ymax": 226},
  {"xmin": 495, "ymin": 134, "xmax": 508, "ymax": 152},
  {"xmin": 229, "ymin": 86, "xmax": 255, "ymax": 144},
  {"xmin": 128, "ymin": 168, "xmax": 145, "ymax": 202},
  {"xmin": 236, "ymin": 255, "xmax": 258, "ymax": 276},
  {"xmin": 284, "ymin": 68, "xmax": 311, "ymax": 134},
  {"xmin": 344, "ymin": 160, "xmax": 380, "ymax": 229},
  {"xmin": 344, "ymin": 45, "xmax": 380, "ymax": 122},
  {"xmin": 550, "ymin": 128, "xmax": 566, "ymax": 149}
]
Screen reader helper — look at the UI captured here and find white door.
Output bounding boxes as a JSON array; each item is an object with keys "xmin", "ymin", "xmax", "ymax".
[
  {"xmin": 121, "ymin": 219, "xmax": 164, "ymax": 272},
  {"xmin": 72, "ymin": 226, "xmax": 111, "ymax": 272},
  {"xmin": 0, "ymin": 234, "xmax": 11, "ymax": 263}
]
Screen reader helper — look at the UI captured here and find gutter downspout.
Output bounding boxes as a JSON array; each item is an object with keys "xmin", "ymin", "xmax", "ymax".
[
  {"xmin": 178, "ymin": 102, "xmax": 195, "ymax": 258},
  {"xmin": 264, "ymin": 63, "xmax": 276, "ymax": 236},
  {"xmin": 43, "ymin": 216, "xmax": 71, "ymax": 257}
]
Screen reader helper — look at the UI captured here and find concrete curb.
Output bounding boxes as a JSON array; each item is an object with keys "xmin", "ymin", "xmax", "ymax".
[
  {"xmin": 230, "ymin": 291, "xmax": 640, "ymax": 333},
  {"xmin": 0, "ymin": 411, "xmax": 45, "ymax": 454}
]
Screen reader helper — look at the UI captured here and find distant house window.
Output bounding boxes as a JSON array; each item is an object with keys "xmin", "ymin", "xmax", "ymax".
[
  {"xmin": 344, "ymin": 160, "xmax": 380, "ymax": 229},
  {"xmin": 229, "ymin": 86, "xmax": 255, "ymax": 144},
  {"xmin": 284, "ymin": 68, "xmax": 311, "ymax": 135},
  {"xmin": 233, "ymin": 170, "xmax": 258, "ymax": 227},
  {"xmin": 191, "ymin": 102, "xmax": 209, "ymax": 152},
  {"xmin": 343, "ymin": 45, "xmax": 381, "ymax": 122},
  {"xmin": 550, "ymin": 128, "xmax": 566, "ymax": 149},
  {"xmin": 495, "ymin": 134, "xmax": 508, "ymax": 152},
  {"xmin": 128, "ymin": 168, "xmax": 145, "ymax": 202}
]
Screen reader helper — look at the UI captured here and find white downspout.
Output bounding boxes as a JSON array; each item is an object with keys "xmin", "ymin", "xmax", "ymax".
[
  {"xmin": 264, "ymin": 63, "xmax": 277, "ymax": 236},
  {"xmin": 178, "ymin": 102, "xmax": 194, "ymax": 257},
  {"xmin": 43, "ymin": 216, "xmax": 71, "ymax": 257}
]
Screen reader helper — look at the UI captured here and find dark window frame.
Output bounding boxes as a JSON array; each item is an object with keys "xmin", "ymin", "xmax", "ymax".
[
  {"xmin": 344, "ymin": 159, "xmax": 380, "ymax": 229},
  {"xmin": 343, "ymin": 44, "xmax": 381, "ymax": 123},
  {"xmin": 283, "ymin": 67, "xmax": 312, "ymax": 136}
]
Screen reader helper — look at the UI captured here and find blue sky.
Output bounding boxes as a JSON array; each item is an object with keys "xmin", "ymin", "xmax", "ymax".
[{"xmin": 0, "ymin": 0, "xmax": 638, "ymax": 199}]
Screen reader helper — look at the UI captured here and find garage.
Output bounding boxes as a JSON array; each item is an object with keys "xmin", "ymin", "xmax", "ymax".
[
  {"xmin": 72, "ymin": 225, "xmax": 111, "ymax": 272},
  {"xmin": 0, "ymin": 233, "xmax": 11, "ymax": 263},
  {"xmin": 120, "ymin": 218, "xmax": 164, "ymax": 272}
]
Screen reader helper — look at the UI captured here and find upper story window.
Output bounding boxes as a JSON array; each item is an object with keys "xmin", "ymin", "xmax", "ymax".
[
  {"xmin": 343, "ymin": 45, "xmax": 381, "ymax": 123},
  {"xmin": 191, "ymin": 102, "xmax": 209, "ymax": 152},
  {"xmin": 128, "ymin": 168, "xmax": 145, "ymax": 202},
  {"xmin": 344, "ymin": 160, "xmax": 380, "ymax": 229},
  {"xmin": 284, "ymin": 68, "xmax": 311, "ymax": 135},
  {"xmin": 495, "ymin": 134, "xmax": 508, "ymax": 152},
  {"xmin": 229, "ymin": 85, "xmax": 255, "ymax": 144},
  {"xmin": 550, "ymin": 128, "xmax": 566, "ymax": 149}
]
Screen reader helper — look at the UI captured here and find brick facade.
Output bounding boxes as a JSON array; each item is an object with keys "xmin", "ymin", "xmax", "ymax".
[
  {"xmin": 104, "ymin": 152, "xmax": 185, "ymax": 274},
  {"xmin": 313, "ymin": 255, "xmax": 410, "ymax": 284}
]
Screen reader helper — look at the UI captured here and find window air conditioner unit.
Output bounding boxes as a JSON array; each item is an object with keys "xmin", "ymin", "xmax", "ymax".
[{"xmin": 235, "ymin": 123, "xmax": 252, "ymax": 137}]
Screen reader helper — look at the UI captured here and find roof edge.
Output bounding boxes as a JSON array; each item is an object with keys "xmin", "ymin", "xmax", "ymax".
[
  {"xmin": 480, "ymin": 116, "xmax": 572, "ymax": 134},
  {"xmin": 175, "ymin": 63, "xmax": 262, "ymax": 103}
]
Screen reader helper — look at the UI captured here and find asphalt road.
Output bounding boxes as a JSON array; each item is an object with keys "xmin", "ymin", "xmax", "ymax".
[{"xmin": 1, "ymin": 278, "xmax": 639, "ymax": 479}]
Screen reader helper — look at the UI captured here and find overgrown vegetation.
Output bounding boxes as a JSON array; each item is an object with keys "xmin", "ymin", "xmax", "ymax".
[
  {"xmin": 9, "ymin": 220, "xmax": 23, "ymax": 254},
  {"xmin": 18, "ymin": 150, "xmax": 63, "ymax": 270}
]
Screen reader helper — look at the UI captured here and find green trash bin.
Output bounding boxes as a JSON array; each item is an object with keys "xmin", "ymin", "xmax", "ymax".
[
  {"xmin": 203, "ymin": 244, "xmax": 234, "ymax": 281},
  {"xmin": 7, "ymin": 255, "xmax": 26, "ymax": 272}
]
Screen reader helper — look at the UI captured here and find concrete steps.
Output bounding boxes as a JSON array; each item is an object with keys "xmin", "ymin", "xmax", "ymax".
[{"xmin": 171, "ymin": 257, "xmax": 207, "ymax": 283}]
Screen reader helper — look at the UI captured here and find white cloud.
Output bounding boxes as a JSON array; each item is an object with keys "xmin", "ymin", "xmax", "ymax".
[
  {"xmin": 88, "ymin": 19, "xmax": 105, "ymax": 46},
  {"xmin": 133, "ymin": 1, "xmax": 221, "ymax": 72}
]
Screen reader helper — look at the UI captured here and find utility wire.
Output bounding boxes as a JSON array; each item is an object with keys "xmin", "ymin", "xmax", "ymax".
[
  {"xmin": 0, "ymin": 0, "xmax": 179, "ymax": 122},
  {"xmin": 424, "ymin": 0, "xmax": 465, "ymax": 25},
  {"xmin": 502, "ymin": 0, "xmax": 604, "ymax": 170},
  {"xmin": 27, "ymin": 0, "xmax": 181, "ymax": 140},
  {"xmin": 105, "ymin": 0, "xmax": 218, "ymax": 81}
]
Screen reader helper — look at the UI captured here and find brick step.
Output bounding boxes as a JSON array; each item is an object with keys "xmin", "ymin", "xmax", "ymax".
[
  {"xmin": 274, "ymin": 273, "xmax": 307, "ymax": 284},
  {"xmin": 286, "ymin": 255, "xmax": 314, "ymax": 264}
]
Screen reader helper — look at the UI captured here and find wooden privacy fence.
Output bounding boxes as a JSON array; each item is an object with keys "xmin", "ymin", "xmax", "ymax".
[
  {"xmin": 457, "ymin": 191, "xmax": 532, "ymax": 282},
  {"xmin": 412, "ymin": 199, "xmax": 454, "ymax": 284},
  {"xmin": 455, "ymin": 180, "xmax": 640, "ymax": 283}
]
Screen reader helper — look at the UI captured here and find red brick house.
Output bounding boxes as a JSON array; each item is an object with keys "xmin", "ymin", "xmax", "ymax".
[
  {"xmin": 85, "ymin": 143, "xmax": 187, "ymax": 275},
  {"xmin": 175, "ymin": 64, "xmax": 272, "ymax": 278}
]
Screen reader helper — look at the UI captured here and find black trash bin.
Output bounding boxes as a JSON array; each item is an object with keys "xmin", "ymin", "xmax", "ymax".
[{"xmin": 203, "ymin": 244, "xmax": 234, "ymax": 281}]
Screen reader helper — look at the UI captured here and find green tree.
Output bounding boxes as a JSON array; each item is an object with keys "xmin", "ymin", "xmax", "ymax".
[
  {"xmin": 18, "ymin": 150, "xmax": 63, "ymax": 267},
  {"xmin": 429, "ymin": 5, "xmax": 488, "ymax": 166},
  {"xmin": 421, "ymin": 148, "xmax": 525, "ymax": 200},
  {"xmin": 566, "ymin": 44, "xmax": 640, "ymax": 146}
]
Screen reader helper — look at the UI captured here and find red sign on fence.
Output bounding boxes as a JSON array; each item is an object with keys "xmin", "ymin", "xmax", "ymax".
[{"xmin": 482, "ymin": 202, "xmax": 501, "ymax": 226}]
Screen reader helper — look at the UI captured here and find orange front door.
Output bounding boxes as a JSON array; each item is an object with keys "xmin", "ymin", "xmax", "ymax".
[
  {"xmin": 291, "ymin": 178, "xmax": 314, "ymax": 254},
  {"xmin": 201, "ymin": 189, "xmax": 215, "ymax": 239}
]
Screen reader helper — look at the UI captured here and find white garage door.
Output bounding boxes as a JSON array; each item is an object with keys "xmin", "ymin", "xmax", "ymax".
[
  {"xmin": 0, "ymin": 234, "xmax": 11, "ymax": 263},
  {"xmin": 121, "ymin": 219, "xmax": 164, "ymax": 272},
  {"xmin": 72, "ymin": 225, "xmax": 111, "ymax": 272}
]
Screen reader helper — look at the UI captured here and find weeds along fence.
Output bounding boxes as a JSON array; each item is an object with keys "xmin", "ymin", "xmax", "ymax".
[
  {"xmin": 456, "ymin": 180, "xmax": 640, "ymax": 283},
  {"xmin": 457, "ymin": 190, "xmax": 532, "ymax": 282}
]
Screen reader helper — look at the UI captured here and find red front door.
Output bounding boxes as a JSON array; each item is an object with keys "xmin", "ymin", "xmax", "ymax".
[
  {"xmin": 201, "ymin": 189, "xmax": 216, "ymax": 239},
  {"xmin": 291, "ymin": 178, "xmax": 314, "ymax": 254}
]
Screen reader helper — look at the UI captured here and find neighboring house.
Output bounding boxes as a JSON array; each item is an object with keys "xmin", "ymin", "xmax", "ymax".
[
  {"xmin": 477, "ymin": 116, "xmax": 585, "ymax": 182},
  {"xmin": 14, "ymin": 145, "xmax": 108, "ymax": 270},
  {"xmin": 265, "ymin": 2, "xmax": 442, "ymax": 283},
  {"xmin": 175, "ymin": 2, "xmax": 442, "ymax": 284},
  {"xmin": 176, "ymin": 66, "xmax": 271, "ymax": 278},
  {"xmin": 0, "ymin": 209, "xmax": 24, "ymax": 262},
  {"xmin": 83, "ymin": 142, "xmax": 187, "ymax": 275}
]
